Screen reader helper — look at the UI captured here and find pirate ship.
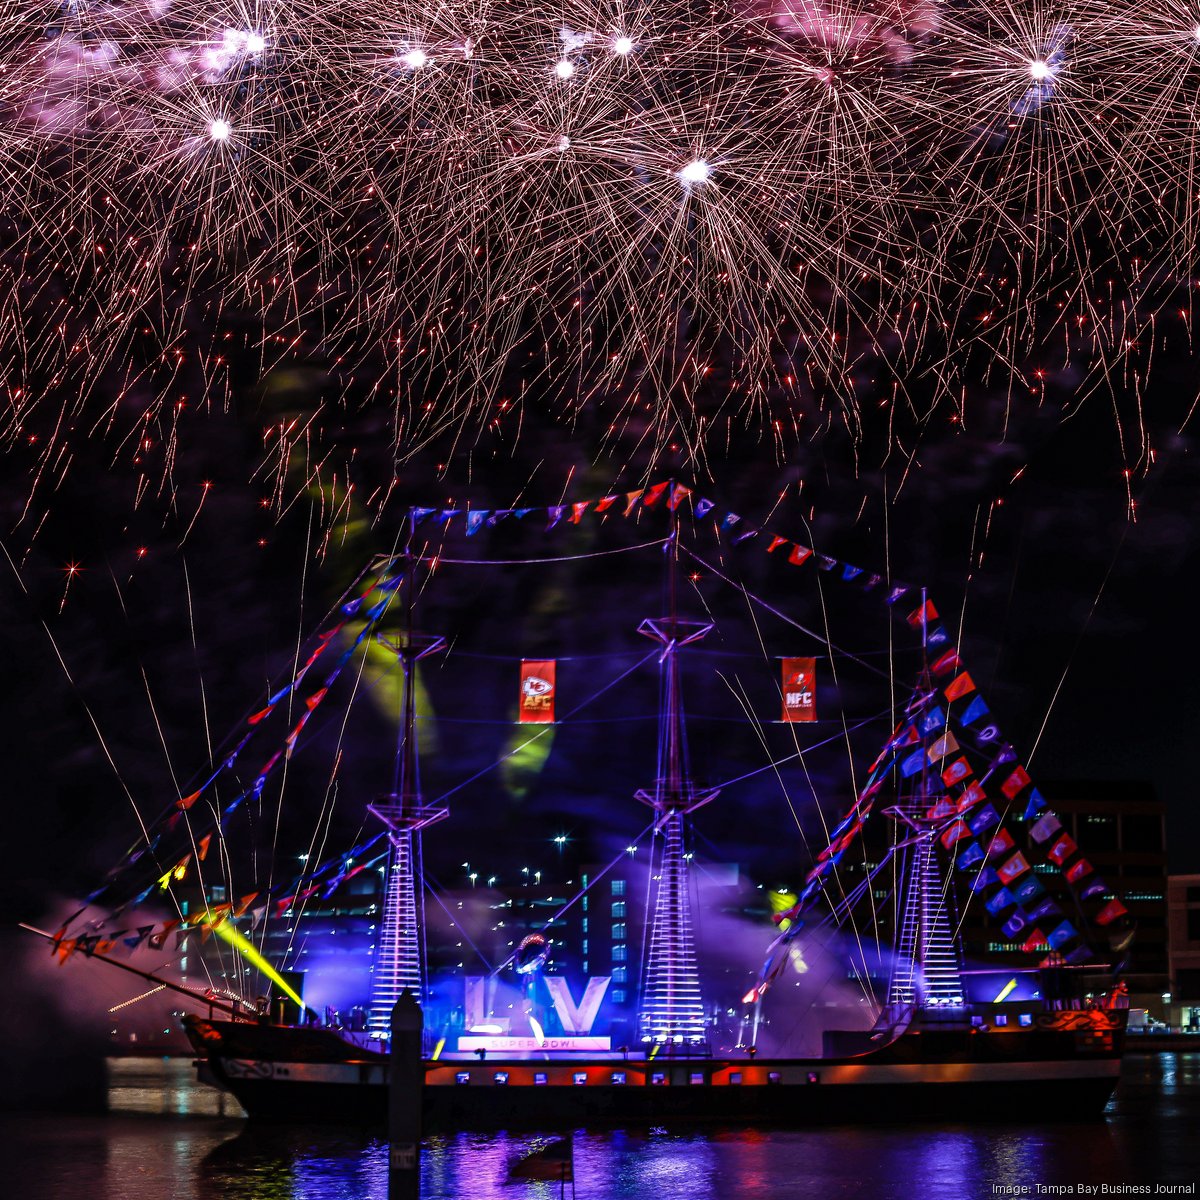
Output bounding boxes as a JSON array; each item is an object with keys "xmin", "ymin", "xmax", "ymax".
[{"xmin": 40, "ymin": 482, "xmax": 1129, "ymax": 1127}]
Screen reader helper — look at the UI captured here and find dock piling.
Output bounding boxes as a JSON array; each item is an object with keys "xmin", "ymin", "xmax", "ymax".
[{"xmin": 388, "ymin": 990, "xmax": 422, "ymax": 1200}]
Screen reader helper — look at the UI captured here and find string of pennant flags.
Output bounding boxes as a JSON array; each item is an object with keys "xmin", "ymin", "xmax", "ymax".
[
  {"xmin": 78, "ymin": 480, "xmax": 893, "ymax": 920},
  {"xmin": 753, "ymin": 596, "xmax": 1128, "ymax": 997},
  {"xmin": 404, "ymin": 479, "xmax": 912, "ymax": 601},
  {"xmin": 73, "ymin": 569, "xmax": 407, "ymax": 923},
  {"xmin": 52, "ymin": 843, "xmax": 392, "ymax": 965},
  {"xmin": 58, "ymin": 481, "xmax": 1124, "ymax": 974}
]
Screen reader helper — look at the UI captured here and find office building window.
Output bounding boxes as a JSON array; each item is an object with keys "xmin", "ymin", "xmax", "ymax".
[
  {"xmin": 1121, "ymin": 814, "xmax": 1163, "ymax": 853},
  {"xmin": 611, "ymin": 900, "xmax": 626, "ymax": 918},
  {"xmin": 611, "ymin": 879, "xmax": 626, "ymax": 897},
  {"xmin": 1083, "ymin": 814, "xmax": 1118, "ymax": 851},
  {"xmin": 612, "ymin": 944, "xmax": 627, "ymax": 963},
  {"xmin": 612, "ymin": 923, "xmax": 626, "ymax": 939}
]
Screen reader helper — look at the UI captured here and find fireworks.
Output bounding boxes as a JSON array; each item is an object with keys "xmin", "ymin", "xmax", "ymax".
[{"xmin": 1, "ymin": 0, "xmax": 1197, "ymax": 510}]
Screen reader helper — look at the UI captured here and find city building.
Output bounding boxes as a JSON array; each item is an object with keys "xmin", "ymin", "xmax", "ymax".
[{"xmin": 1166, "ymin": 874, "xmax": 1200, "ymax": 1031}]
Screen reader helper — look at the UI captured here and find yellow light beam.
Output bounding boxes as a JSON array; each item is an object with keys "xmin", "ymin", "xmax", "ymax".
[
  {"xmin": 993, "ymin": 977, "xmax": 1018, "ymax": 1004},
  {"xmin": 212, "ymin": 920, "xmax": 305, "ymax": 1010}
]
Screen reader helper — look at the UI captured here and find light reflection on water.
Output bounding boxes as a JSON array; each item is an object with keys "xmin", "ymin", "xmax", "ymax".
[
  {"xmin": 107, "ymin": 1056, "xmax": 247, "ymax": 1119},
  {"xmin": 1, "ymin": 1055, "xmax": 1197, "ymax": 1200}
]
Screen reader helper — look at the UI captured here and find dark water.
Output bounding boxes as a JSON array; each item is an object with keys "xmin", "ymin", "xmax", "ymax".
[{"xmin": 3, "ymin": 1055, "xmax": 1198, "ymax": 1199}]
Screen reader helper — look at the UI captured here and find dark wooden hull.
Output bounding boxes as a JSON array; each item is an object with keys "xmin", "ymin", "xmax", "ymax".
[{"xmin": 185, "ymin": 1009, "xmax": 1126, "ymax": 1129}]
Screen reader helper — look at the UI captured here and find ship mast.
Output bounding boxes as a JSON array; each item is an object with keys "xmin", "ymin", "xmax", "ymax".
[
  {"xmin": 886, "ymin": 589, "xmax": 964, "ymax": 1015},
  {"xmin": 636, "ymin": 493, "xmax": 717, "ymax": 1048},
  {"xmin": 367, "ymin": 513, "xmax": 448, "ymax": 1036}
]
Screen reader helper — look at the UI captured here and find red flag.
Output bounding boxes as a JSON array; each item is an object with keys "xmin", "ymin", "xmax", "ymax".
[
  {"xmin": 781, "ymin": 657, "xmax": 816, "ymax": 723},
  {"xmin": 940, "ymin": 821, "xmax": 970, "ymax": 849},
  {"xmin": 1001, "ymin": 767, "xmax": 1031, "ymax": 800},
  {"xmin": 766, "ymin": 536, "xmax": 788, "ymax": 554},
  {"xmin": 284, "ymin": 710, "xmax": 313, "ymax": 756},
  {"xmin": 998, "ymin": 852, "xmax": 1031, "ymax": 884},
  {"xmin": 943, "ymin": 673, "xmax": 976, "ymax": 702},
  {"xmin": 1065, "ymin": 858, "xmax": 1093, "ymax": 884},
  {"xmin": 906, "ymin": 600, "xmax": 939, "ymax": 628},
  {"xmin": 569, "ymin": 501, "xmax": 589, "ymax": 524},
  {"xmin": 197, "ymin": 833, "xmax": 213, "ymax": 861},
  {"xmin": 519, "ymin": 660, "xmax": 556, "ymax": 724},
  {"xmin": 666, "ymin": 483, "xmax": 691, "ymax": 511},
  {"xmin": 595, "ymin": 495, "xmax": 618, "ymax": 513},
  {"xmin": 788, "ymin": 544, "xmax": 812, "ymax": 566},
  {"xmin": 642, "ymin": 482, "xmax": 670, "ymax": 508},
  {"xmin": 1095, "ymin": 898, "xmax": 1128, "ymax": 926},
  {"xmin": 930, "ymin": 649, "xmax": 961, "ymax": 676},
  {"xmin": 955, "ymin": 781, "xmax": 987, "ymax": 812},
  {"xmin": 176, "ymin": 791, "xmax": 202, "ymax": 811},
  {"xmin": 1047, "ymin": 834, "xmax": 1078, "ymax": 866},
  {"xmin": 247, "ymin": 705, "xmax": 275, "ymax": 725},
  {"xmin": 940, "ymin": 757, "xmax": 971, "ymax": 786}
]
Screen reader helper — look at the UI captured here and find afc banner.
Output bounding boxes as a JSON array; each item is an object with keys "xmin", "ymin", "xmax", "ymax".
[
  {"xmin": 781, "ymin": 657, "xmax": 816, "ymax": 723},
  {"xmin": 519, "ymin": 660, "xmax": 556, "ymax": 723}
]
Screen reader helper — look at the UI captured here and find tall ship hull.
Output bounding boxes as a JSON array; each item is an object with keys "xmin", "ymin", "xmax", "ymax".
[{"xmin": 184, "ymin": 1004, "xmax": 1127, "ymax": 1127}]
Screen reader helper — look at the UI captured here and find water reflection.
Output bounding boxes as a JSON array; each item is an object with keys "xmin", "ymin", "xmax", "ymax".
[
  {"xmin": 188, "ymin": 1119, "xmax": 1149, "ymax": 1200},
  {"xmin": 1, "ymin": 1055, "xmax": 1195, "ymax": 1200},
  {"xmin": 107, "ymin": 1057, "xmax": 246, "ymax": 1119}
]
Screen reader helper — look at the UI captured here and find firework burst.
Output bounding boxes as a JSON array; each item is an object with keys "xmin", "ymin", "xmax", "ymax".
[{"xmin": 1, "ymin": 0, "xmax": 1198, "ymax": 515}]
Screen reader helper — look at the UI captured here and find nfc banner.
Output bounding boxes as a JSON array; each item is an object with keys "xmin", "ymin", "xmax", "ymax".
[
  {"xmin": 519, "ymin": 660, "xmax": 556, "ymax": 723},
  {"xmin": 781, "ymin": 657, "xmax": 816, "ymax": 723}
]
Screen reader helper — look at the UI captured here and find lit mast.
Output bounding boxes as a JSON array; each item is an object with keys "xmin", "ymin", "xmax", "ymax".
[
  {"xmin": 886, "ymin": 589, "xmax": 964, "ymax": 1013},
  {"xmin": 636, "ymin": 490, "xmax": 717, "ymax": 1046},
  {"xmin": 367, "ymin": 513, "xmax": 448, "ymax": 1036}
]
